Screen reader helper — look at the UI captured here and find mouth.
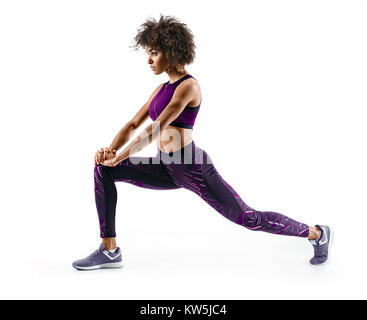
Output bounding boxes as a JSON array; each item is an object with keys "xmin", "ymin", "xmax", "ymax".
[{"xmin": 150, "ymin": 66, "xmax": 155, "ymax": 70}]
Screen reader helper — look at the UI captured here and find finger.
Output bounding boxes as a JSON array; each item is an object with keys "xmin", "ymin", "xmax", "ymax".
[{"xmin": 107, "ymin": 148, "xmax": 110, "ymax": 158}]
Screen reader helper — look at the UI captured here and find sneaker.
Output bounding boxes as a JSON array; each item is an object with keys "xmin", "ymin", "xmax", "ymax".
[
  {"xmin": 72, "ymin": 243, "xmax": 123, "ymax": 270},
  {"xmin": 308, "ymin": 224, "xmax": 333, "ymax": 265}
]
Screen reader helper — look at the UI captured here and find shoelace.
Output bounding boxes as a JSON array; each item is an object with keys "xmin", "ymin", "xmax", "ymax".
[{"xmin": 88, "ymin": 249, "xmax": 102, "ymax": 259}]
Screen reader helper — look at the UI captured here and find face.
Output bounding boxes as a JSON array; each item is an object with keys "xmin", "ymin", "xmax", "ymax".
[{"xmin": 146, "ymin": 46, "xmax": 171, "ymax": 74}]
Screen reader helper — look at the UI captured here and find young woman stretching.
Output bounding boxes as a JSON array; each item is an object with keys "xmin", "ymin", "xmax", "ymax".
[{"xmin": 72, "ymin": 15, "xmax": 333, "ymax": 270}]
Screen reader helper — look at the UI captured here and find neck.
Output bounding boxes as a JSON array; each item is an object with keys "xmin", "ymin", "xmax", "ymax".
[{"xmin": 166, "ymin": 68, "xmax": 189, "ymax": 84}]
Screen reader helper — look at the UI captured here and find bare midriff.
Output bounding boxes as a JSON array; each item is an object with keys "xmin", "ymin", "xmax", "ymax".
[{"xmin": 157, "ymin": 126, "xmax": 193, "ymax": 153}]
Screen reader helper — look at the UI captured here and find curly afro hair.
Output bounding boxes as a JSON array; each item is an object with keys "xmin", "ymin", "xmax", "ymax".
[{"xmin": 130, "ymin": 14, "xmax": 196, "ymax": 67}]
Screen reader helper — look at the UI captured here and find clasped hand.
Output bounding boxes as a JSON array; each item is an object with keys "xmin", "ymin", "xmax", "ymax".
[{"xmin": 95, "ymin": 147, "xmax": 117, "ymax": 167}]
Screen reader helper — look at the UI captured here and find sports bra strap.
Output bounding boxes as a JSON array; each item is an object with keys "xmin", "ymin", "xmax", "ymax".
[{"xmin": 166, "ymin": 74, "xmax": 195, "ymax": 86}]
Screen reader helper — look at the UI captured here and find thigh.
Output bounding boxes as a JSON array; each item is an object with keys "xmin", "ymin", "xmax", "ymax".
[
  {"xmin": 96, "ymin": 155, "xmax": 180, "ymax": 190},
  {"xmin": 174, "ymin": 148, "xmax": 251, "ymax": 221}
]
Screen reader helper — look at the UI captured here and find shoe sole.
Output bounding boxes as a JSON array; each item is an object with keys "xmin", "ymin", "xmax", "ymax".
[
  {"xmin": 310, "ymin": 225, "xmax": 334, "ymax": 266},
  {"xmin": 73, "ymin": 261, "xmax": 123, "ymax": 271}
]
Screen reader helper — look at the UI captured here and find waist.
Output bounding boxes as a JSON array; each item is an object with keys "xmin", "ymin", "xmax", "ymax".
[
  {"xmin": 157, "ymin": 140, "xmax": 197, "ymax": 164},
  {"xmin": 156, "ymin": 139, "xmax": 210, "ymax": 166},
  {"xmin": 158, "ymin": 126, "xmax": 193, "ymax": 153},
  {"xmin": 158, "ymin": 139, "xmax": 194, "ymax": 154}
]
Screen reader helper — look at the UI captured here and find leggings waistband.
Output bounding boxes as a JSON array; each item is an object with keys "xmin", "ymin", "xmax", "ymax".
[
  {"xmin": 157, "ymin": 141, "xmax": 198, "ymax": 165},
  {"xmin": 157, "ymin": 140, "xmax": 195, "ymax": 155}
]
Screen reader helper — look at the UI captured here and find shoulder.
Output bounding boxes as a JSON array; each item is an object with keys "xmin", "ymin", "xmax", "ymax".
[
  {"xmin": 184, "ymin": 77, "xmax": 200, "ymax": 90},
  {"xmin": 175, "ymin": 78, "xmax": 201, "ymax": 97}
]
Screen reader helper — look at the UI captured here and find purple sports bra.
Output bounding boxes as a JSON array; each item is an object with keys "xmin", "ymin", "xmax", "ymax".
[{"xmin": 148, "ymin": 74, "xmax": 201, "ymax": 129}]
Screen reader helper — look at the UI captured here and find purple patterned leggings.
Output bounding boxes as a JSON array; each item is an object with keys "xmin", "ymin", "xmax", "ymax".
[{"xmin": 94, "ymin": 140, "xmax": 309, "ymax": 238}]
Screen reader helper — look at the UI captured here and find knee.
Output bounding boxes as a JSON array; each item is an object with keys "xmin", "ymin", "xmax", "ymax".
[
  {"xmin": 237, "ymin": 208, "xmax": 263, "ymax": 228},
  {"xmin": 94, "ymin": 164, "xmax": 112, "ymax": 180}
]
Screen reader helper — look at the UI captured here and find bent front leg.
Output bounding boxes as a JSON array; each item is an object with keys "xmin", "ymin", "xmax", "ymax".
[{"xmin": 94, "ymin": 156, "xmax": 180, "ymax": 238}]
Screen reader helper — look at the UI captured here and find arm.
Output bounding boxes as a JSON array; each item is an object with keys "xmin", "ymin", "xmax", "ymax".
[
  {"xmin": 108, "ymin": 83, "xmax": 165, "ymax": 152},
  {"xmin": 113, "ymin": 81, "xmax": 198, "ymax": 165},
  {"xmin": 108, "ymin": 121, "xmax": 138, "ymax": 152}
]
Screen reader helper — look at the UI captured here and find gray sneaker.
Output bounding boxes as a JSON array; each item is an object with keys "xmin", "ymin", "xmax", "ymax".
[
  {"xmin": 72, "ymin": 243, "xmax": 123, "ymax": 270},
  {"xmin": 308, "ymin": 224, "xmax": 333, "ymax": 265}
]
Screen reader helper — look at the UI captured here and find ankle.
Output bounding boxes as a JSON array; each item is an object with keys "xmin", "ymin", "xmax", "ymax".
[
  {"xmin": 102, "ymin": 237, "xmax": 117, "ymax": 250},
  {"xmin": 308, "ymin": 226, "xmax": 321, "ymax": 240}
]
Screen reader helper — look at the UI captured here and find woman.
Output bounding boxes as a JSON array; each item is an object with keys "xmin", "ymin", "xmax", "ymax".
[{"xmin": 72, "ymin": 15, "xmax": 332, "ymax": 270}]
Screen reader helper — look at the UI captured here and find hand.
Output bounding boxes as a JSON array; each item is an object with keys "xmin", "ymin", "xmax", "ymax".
[
  {"xmin": 95, "ymin": 147, "xmax": 116, "ymax": 165},
  {"xmin": 100, "ymin": 156, "xmax": 117, "ymax": 167}
]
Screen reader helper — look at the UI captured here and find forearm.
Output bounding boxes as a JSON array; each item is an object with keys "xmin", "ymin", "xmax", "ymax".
[
  {"xmin": 108, "ymin": 122, "xmax": 136, "ymax": 151},
  {"xmin": 114, "ymin": 121, "xmax": 160, "ymax": 164}
]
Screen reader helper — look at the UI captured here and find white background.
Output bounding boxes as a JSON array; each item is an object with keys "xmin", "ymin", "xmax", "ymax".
[{"xmin": 0, "ymin": 0, "xmax": 366, "ymax": 299}]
